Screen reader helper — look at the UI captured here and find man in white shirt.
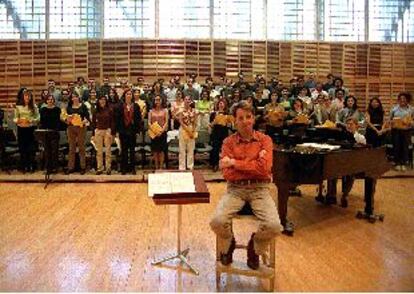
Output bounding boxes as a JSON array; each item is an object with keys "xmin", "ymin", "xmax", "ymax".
[
  {"xmin": 325, "ymin": 117, "xmax": 366, "ymax": 207},
  {"xmin": 345, "ymin": 117, "xmax": 366, "ymax": 145}
]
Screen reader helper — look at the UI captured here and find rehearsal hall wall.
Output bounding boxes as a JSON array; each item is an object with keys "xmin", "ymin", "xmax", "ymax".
[{"xmin": 0, "ymin": 39, "xmax": 413, "ymax": 113}]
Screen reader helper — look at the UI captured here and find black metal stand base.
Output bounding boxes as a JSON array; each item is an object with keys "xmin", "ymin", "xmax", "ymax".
[
  {"xmin": 44, "ymin": 171, "xmax": 52, "ymax": 189},
  {"xmin": 356, "ymin": 210, "xmax": 384, "ymax": 223},
  {"xmin": 282, "ymin": 220, "xmax": 294, "ymax": 236}
]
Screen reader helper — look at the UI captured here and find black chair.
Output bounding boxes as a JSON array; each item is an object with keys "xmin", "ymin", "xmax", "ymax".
[
  {"xmin": 1, "ymin": 128, "xmax": 19, "ymax": 172},
  {"xmin": 167, "ymin": 135, "xmax": 180, "ymax": 168},
  {"xmin": 195, "ymin": 130, "xmax": 212, "ymax": 166},
  {"xmin": 58, "ymin": 130, "xmax": 69, "ymax": 167}
]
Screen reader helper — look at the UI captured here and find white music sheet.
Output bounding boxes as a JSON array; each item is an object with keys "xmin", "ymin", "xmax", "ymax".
[{"xmin": 148, "ymin": 172, "xmax": 195, "ymax": 197}]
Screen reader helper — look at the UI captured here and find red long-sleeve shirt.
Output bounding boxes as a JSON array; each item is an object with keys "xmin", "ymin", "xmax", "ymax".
[{"xmin": 220, "ymin": 130, "xmax": 273, "ymax": 181}]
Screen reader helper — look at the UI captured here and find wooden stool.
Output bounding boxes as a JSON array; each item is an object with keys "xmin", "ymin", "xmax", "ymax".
[{"xmin": 215, "ymin": 204, "xmax": 276, "ymax": 292}]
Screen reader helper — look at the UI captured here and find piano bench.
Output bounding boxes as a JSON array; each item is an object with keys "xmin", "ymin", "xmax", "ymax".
[{"xmin": 215, "ymin": 213, "xmax": 276, "ymax": 292}]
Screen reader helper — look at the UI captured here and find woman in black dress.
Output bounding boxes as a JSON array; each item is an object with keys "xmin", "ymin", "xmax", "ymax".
[
  {"xmin": 148, "ymin": 95, "xmax": 168, "ymax": 170},
  {"xmin": 209, "ymin": 98, "xmax": 232, "ymax": 171},
  {"xmin": 365, "ymin": 97, "xmax": 386, "ymax": 147},
  {"xmin": 40, "ymin": 94, "xmax": 61, "ymax": 172}
]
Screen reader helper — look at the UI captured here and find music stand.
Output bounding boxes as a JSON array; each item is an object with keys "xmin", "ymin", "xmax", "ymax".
[
  {"xmin": 150, "ymin": 170, "xmax": 210, "ymax": 275},
  {"xmin": 35, "ymin": 129, "xmax": 59, "ymax": 189}
]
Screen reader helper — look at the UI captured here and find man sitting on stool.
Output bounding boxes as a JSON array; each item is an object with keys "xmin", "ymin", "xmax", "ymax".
[{"xmin": 210, "ymin": 101, "xmax": 281, "ymax": 270}]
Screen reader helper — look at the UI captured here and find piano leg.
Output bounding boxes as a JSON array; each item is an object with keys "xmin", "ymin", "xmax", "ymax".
[
  {"xmin": 325, "ymin": 179, "xmax": 337, "ymax": 205},
  {"xmin": 277, "ymin": 184, "xmax": 294, "ymax": 236},
  {"xmin": 340, "ymin": 176, "xmax": 355, "ymax": 208},
  {"xmin": 315, "ymin": 182, "xmax": 325, "ymax": 203},
  {"xmin": 355, "ymin": 177, "xmax": 384, "ymax": 223},
  {"xmin": 364, "ymin": 177, "xmax": 376, "ymax": 215}
]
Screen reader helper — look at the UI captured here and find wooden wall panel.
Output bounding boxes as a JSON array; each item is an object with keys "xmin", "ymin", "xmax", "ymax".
[
  {"xmin": 368, "ymin": 44, "xmax": 381, "ymax": 78},
  {"xmin": 0, "ymin": 42, "xmax": 6, "ymax": 105},
  {"xmin": 198, "ymin": 41, "xmax": 211, "ymax": 77},
  {"xmin": 46, "ymin": 40, "xmax": 62, "ymax": 82},
  {"xmin": 33, "ymin": 41, "xmax": 47, "ymax": 98},
  {"xmin": 317, "ymin": 43, "xmax": 331, "ymax": 78},
  {"xmin": 4, "ymin": 41, "xmax": 20, "ymax": 105},
  {"xmin": 74, "ymin": 41, "xmax": 88, "ymax": 79},
  {"xmin": 392, "ymin": 44, "xmax": 405, "ymax": 78},
  {"xmin": 330, "ymin": 43, "xmax": 343, "ymax": 77},
  {"xmin": 157, "ymin": 40, "xmax": 185, "ymax": 77},
  {"xmin": 213, "ymin": 41, "xmax": 226, "ymax": 77},
  {"xmin": 405, "ymin": 44, "xmax": 414, "ymax": 79},
  {"xmin": 185, "ymin": 41, "xmax": 198, "ymax": 77},
  {"xmin": 252, "ymin": 41, "xmax": 266, "ymax": 77},
  {"xmin": 392, "ymin": 82, "xmax": 405, "ymax": 100},
  {"xmin": 88, "ymin": 40, "xmax": 101, "ymax": 81},
  {"xmin": 304, "ymin": 43, "xmax": 318, "ymax": 74},
  {"xmin": 19, "ymin": 41, "xmax": 33, "ymax": 87},
  {"xmin": 130, "ymin": 40, "xmax": 144, "ymax": 80},
  {"xmin": 240, "ymin": 41, "xmax": 252, "ymax": 78},
  {"xmin": 115, "ymin": 40, "xmax": 129, "ymax": 79},
  {"xmin": 292, "ymin": 43, "xmax": 305, "ymax": 77},
  {"xmin": 102, "ymin": 40, "xmax": 116, "ymax": 79},
  {"xmin": 379, "ymin": 82, "xmax": 392, "ymax": 114},
  {"xmin": 406, "ymin": 82, "xmax": 414, "ymax": 94},
  {"xmin": 59, "ymin": 41, "xmax": 75, "ymax": 85},
  {"xmin": 354, "ymin": 83, "xmax": 368, "ymax": 111},
  {"xmin": 343, "ymin": 44, "xmax": 356, "ymax": 79},
  {"xmin": 1, "ymin": 39, "xmax": 413, "ymax": 113},
  {"xmin": 279, "ymin": 43, "xmax": 292, "ymax": 81},
  {"xmin": 380, "ymin": 44, "xmax": 393, "ymax": 79},
  {"xmin": 225, "ymin": 41, "xmax": 239, "ymax": 78},
  {"xmin": 356, "ymin": 44, "xmax": 368, "ymax": 78},
  {"xmin": 266, "ymin": 41, "xmax": 279, "ymax": 78},
  {"xmin": 142, "ymin": 40, "xmax": 157, "ymax": 78}
]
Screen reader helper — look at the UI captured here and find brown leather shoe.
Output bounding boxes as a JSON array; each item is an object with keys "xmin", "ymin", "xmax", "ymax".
[
  {"xmin": 247, "ymin": 233, "xmax": 259, "ymax": 270},
  {"xmin": 220, "ymin": 237, "xmax": 236, "ymax": 266}
]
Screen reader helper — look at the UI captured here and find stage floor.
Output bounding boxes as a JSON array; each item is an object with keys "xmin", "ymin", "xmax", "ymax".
[{"xmin": 0, "ymin": 179, "xmax": 413, "ymax": 291}]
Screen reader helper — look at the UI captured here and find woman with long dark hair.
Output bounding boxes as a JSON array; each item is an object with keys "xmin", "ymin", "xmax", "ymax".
[
  {"xmin": 133, "ymin": 88, "xmax": 147, "ymax": 119},
  {"xmin": 178, "ymin": 96, "xmax": 197, "ymax": 171},
  {"xmin": 38, "ymin": 89, "xmax": 49, "ymax": 109},
  {"xmin": 116, "ymin": 88, "xmax": 142, "ymax": 175},
  {"xmin": 196, "ymin": 89, "xmax": 213, "ymax": 131},
  {"xmin": 365, "ymin": 97, "xmax": 386, "ymax": 147},
  {"xmin": 264, "ymin": 91, "xmax": 286, "ymax": 141},
  {"xmin": 40, "ymin": 94, "xmax": 61, "ymax": 172},
  {"xmin": 148, "ymin": 95, "xmax": 168, "ymax": 170},
  {"xmin": 171, "ymin": 90, "xmax": 185, "ymax": 130},
  {"xmin": 209, "ymin": 98, "xmax": 232, "ymax": 171},
  {"xmin": 63, "ymin": 91, "xmax": 90, "ymax": 174},
  {"xmin": 336, "ymin": 95, "xmax": 364, "ymax": 129},
  {"xmin": 14, "ymin": 88, "xmax": 40, "ymax": 172},
  {"xmin": 93, "ymin": 95, "xmax": 115, "ymax": 175},
  {"xmin": 108, "ymin": 87, "xmax": 120, "ymax": 109},
  {"xmin": 390, "ymin": 92, "xmax": 414, "ymax": 171}
]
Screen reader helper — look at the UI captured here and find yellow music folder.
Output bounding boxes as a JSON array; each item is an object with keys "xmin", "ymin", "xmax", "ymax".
[
  {"xmin": 148, "ymin": 121, "xmax": 163, "ymax": 139},
  {"xmin": 71, "ymin": 114, "xmax": 83, "ymax": 127}
]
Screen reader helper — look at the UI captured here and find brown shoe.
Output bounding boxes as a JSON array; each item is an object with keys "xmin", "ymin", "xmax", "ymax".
[
  {"xmin": 247, "ymin": 233, "xmax": 259, "ymax": 270},
  {"xmin": 220, "ymin": 237, "xmax": 236, "ymax": 266}
]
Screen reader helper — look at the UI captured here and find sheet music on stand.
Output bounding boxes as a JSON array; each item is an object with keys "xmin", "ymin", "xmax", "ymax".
[
  {"xmin": 149, "ymin": 171, "xmax": 209, "ymax": 275},
  {"xmin": 148, "ymin": 172, "xmax": 196, "ymax": 197}
]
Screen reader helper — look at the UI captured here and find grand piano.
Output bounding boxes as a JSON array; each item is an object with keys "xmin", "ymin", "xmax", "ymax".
[{"xmin": 273, "ymin": 146, "xmax": 391, "ymax": 235}]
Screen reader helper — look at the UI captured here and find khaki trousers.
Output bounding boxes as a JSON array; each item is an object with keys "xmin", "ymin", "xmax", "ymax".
[
  {"xmin": 178, "ymin": 128, "xmax": 195, "ymax": 170},
  {"xmin": 67, "ymin": 126, "xmax": 86, "ymax": 170},
  {"xmin": 210, "ymin": 183, "xmax": 281, "ymax": 255},
  {"xmin": 95, "ymin": 128, "xmax": 112, "ymax": 171}
]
